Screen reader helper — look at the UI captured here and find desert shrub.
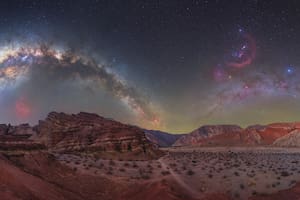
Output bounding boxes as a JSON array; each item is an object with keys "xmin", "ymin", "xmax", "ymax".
[
  {"xmin": 75, "ymin": 161, "xmax": 80, "ymax": 165},
  {"xmin": 107, "ymin": 171, "xmax": 113, "ymax": 175},
  {"xmin": 141, "ymin": 175, "xmax": 150, "ymax": 179},
  {"xmin": 281, "ymin": 171, "xmax": 290, "ymax": 177},
  {"xmin": 240, "ymin": 184, "xmax": 245, "ymax": 190},
  {"xmin": 234, "ymin": 193, "xmax": 240, "ymax": 198},
  {"xmin": 186, "ymin": 170, "xmax": 195, "ymax": 176},
  {"xmin": 234, "ymin": 172, "xmax": 240, "ymax": 176},
  {"xmin": 119, "ymin": 168, "xmax": 126, "ymax": 172},
  {"xmin": 132, "ymin": 162, "xmax": 138, "ymax": 168},
  {"xmin": 127, "ymin": 143, "xmax": 132, "ymax": 152},
  {"xmin": 109, "ymin": 160, "xmax": 116, "ymax": 166},
  {"xmin": 161, "ymin": 171, "xmax": 170, "ymax": 176}
]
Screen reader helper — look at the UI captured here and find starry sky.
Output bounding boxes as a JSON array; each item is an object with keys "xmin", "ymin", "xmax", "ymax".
[{"xmin": 0, "ymin": 0, "xmax": 300, "ymax": 133}]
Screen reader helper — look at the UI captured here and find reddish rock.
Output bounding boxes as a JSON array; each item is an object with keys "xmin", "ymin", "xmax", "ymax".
[
  {"xmin": 173, "ymin": 125, "xmax": 243, "ymax": 146},
  {"xmin": 35, "ymin": 112, "xmax": 161, "ymax": 159},
  {"xmin": 173, "ymin": 123, "xmax": 300, "ymax": 147},
  {"xmin": 257, "ymin": 123, "xmax": 297, "ymax": 144},
  {"xmin": 0, "ymin": 123, "xmax": 44, "ymax": 151}
]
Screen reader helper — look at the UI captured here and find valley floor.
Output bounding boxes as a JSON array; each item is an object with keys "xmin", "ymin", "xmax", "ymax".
[{"xmin": 2, "ymin": 147, "xmax": 300, "ymax": 200}]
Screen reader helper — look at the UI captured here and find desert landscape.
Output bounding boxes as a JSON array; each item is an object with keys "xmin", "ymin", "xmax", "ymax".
[
  {"xmin": 1, "ymin": 112, "xmax": 300, "ymax": 200},
  {"xmin": 0, "ymin": 1, "xmax": 299, "ymax": 200}
]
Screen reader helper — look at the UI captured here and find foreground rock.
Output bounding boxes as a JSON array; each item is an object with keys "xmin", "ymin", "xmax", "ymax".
[
  {"xmin": 33, "ymin": 112, "xmax": 162, "ymax": 160},
  {"xmin": 0, "ymin": 112, "xmax": 162, "ymax": 160}
]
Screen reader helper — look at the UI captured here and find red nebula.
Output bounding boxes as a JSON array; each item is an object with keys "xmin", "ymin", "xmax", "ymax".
[
  {"xmin": 226, "ymin": 34, "xmax": 257, "ymax": 68},
  {"xmin": 15, "ymin": 97, "xmax": 32, "ymax": 118}
]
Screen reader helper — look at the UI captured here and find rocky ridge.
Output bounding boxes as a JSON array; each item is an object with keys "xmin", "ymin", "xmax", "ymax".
[
  {"xmin": 0, "ymin": 112, "xmax": 161, "ymax": 159},
  {"xmin": 34, "ymin": 112, "xmax": 160, "ymax": 159},
  {"xmin": 173, "ymin": 123, "xmax": 300, "ymax": 147}
]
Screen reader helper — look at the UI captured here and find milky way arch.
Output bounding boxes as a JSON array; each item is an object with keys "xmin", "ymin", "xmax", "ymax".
[{"xmin": 0, "ymin": 42, "xmax": 160, "ymax": 126}]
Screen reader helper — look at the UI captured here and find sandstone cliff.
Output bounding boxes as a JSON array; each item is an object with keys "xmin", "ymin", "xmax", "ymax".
[{"xmin": 34, "ymin": 112, "xmax": 161, "ymax": 159}]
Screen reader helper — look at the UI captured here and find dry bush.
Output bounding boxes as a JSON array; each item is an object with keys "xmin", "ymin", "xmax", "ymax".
[
  {"xmin": 161, "ymin": 170, "xmax": 170, "ymax": 176},
  {"xmin": 186, "ymin": 170, "xmax": 195, "ymax": 176},
  {"xmin": 109, "ymin": 160, "xmax": 116, "ymax": 166},
  {"xmin": 119, "ymin": 168, "xmax": 126, "ymax": 172}
]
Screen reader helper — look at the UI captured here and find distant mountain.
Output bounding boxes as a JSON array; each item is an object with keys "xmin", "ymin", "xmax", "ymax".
[
  {"xmin": 173, "ymin": 125, "xmax": 244, "ymax": 146},
  {"xmin": 144, "ymin": 130, "xmax": 184, "ymax": 147},
  {"xmin": 173, "ymin": 123, "xmax": 300, "ymax": 147}
]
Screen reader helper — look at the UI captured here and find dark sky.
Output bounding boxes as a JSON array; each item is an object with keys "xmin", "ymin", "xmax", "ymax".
[{"xmin": 0, "ymin": 0, "xmax": 300, "ymax": 133}]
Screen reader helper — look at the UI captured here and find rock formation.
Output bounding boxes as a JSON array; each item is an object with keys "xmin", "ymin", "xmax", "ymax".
[
  {"xmin": 0, "ymin": 123, "xmax": 44, "ymax": 151},
  {"xmin": 33, "ymin": 112, "xmax": 161, "ymax": 159},
  {"xmin": 0, "ymin": 112, "xmax": 161, "ymax": 159},
  {"xmin": 173, "ymin": 123, "xmax": 300, "ymax": 147},
  {"xmin": 273, "ymin": 129, "xmax": 300, "ymax": 147},
  {"xmin": 173, "ymin": 125, "xmax": 243, "ymax": 146}
]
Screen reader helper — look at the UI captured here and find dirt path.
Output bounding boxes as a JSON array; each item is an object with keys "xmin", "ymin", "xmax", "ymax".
[{"xmin": 158, "ymin": 155, "xmax": 202, "ymax": 199}]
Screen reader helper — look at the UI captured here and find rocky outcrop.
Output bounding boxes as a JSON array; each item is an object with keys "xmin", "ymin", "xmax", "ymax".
[
  {"xmin": 173, "ymin": 125, "xmax": 243, "ymax": 146},
  {"xmin": 0, "ymin": 112, "xmax": 161, "ymax": 158},
  {"xmin": 34, "ymin": 112, "xmax": 160, "ymax": 158},
  {"xmin": 0, "ymin": 123, "xmax": 45, "ymax": 151},
  {"xmin": 144, "ymin": 130, "xmax": 184, "ymax": 147},
  {"xmin": 273, "ymin": 130, "xmax": 300, "ymax": 147},
  {"xmin": 256, "ymin": 123, "xmax": 298, "ymax": 144}
]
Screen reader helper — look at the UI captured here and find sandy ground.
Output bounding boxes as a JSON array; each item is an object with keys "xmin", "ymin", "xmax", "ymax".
[{"xmin": 56, "ymin": 147, "xmax": 300, "ymax": 200}]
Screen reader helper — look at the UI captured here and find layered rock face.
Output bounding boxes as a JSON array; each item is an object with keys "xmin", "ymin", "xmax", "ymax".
[
  {"xmin": 34, "ymin": 112, "xmax": 159, "ymax": 158},
  {"xmin": 0, "ymin": 123, "xmax": 45, "ymax": 151},
  {"xmin": 0, "ymin": 112, "xmax": 161, "ymax": 159}
]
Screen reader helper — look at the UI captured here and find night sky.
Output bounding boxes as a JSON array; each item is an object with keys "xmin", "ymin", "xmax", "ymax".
[{"xmin": 0, "ymin": 0, "xmax": 300, "ymax": 133}]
